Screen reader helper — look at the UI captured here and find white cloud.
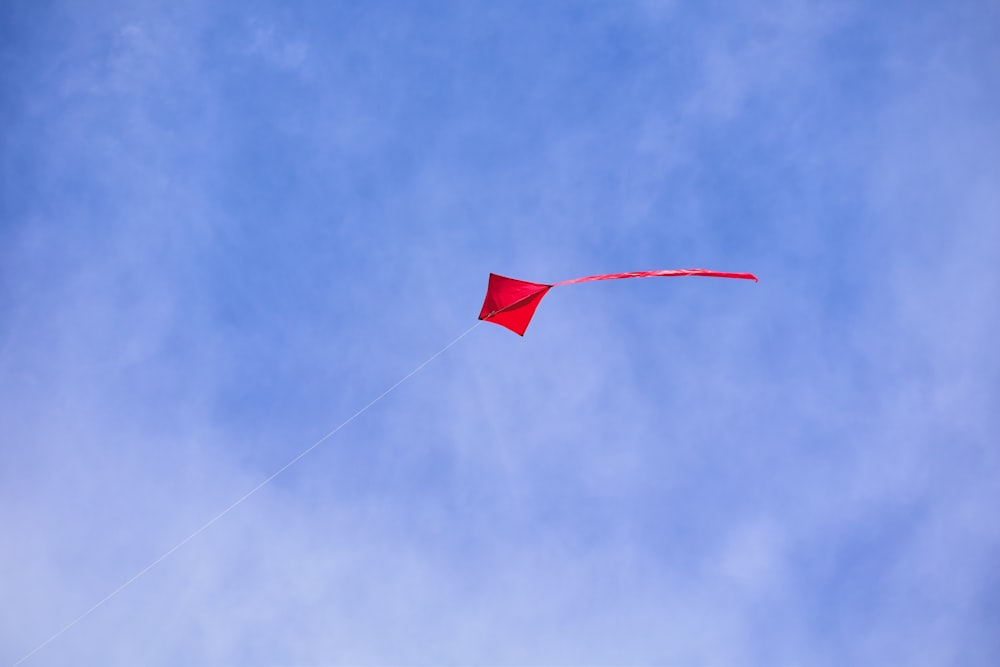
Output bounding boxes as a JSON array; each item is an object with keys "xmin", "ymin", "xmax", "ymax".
[{"xmin": 2, "ymin": 1, "xmax": 998, "ymax": 665}]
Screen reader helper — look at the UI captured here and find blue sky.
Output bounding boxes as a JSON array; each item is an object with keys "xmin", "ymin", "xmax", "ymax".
[{"xmin": 2, "ymin": 0, "xmax": 999, "ymax": 664}]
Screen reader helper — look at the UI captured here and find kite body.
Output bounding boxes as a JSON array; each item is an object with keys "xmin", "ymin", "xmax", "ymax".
[
  {"xmin": 478, "ymin": 273, "xmax": 552, "ymax": 336},
  {"xmin": 479, "ymin": 269, "xmax": 758, "ymax": 335}
]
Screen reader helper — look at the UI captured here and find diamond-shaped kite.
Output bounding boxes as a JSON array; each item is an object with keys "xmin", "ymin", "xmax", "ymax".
[{"xmin": 478, "ymin": 269, "xmax": 758, "ymax": 336}]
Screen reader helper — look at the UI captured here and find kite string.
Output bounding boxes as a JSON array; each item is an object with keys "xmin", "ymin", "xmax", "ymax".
[{"xmin": 12, "ymin": 320, "xmax": 482, "ymax": 667}]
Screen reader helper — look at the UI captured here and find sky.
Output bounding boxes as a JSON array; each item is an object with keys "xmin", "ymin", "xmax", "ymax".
[{"xmin": 2, "ymin": 0, "xmax": 999, "ymax": 664}]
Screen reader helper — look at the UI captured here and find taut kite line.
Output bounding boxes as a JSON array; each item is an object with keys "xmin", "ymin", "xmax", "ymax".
[
  {"xmin": 17, "ymin": 269, "xmax": 753, "ymax": 665},
  {"xmin": 479, "ymin": 269, "xmax": 758, "ymax": 335}
]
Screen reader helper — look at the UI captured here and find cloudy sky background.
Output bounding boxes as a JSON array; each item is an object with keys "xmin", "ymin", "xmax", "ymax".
[{"xmin": 2, "ymin": 0, "xmax": 998, "ymax": 664}]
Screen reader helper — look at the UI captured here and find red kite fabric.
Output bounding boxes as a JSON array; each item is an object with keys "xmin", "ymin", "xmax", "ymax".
[{"xmin": 479, "ymin": 269, "xmax": 759, "ymax": 335}]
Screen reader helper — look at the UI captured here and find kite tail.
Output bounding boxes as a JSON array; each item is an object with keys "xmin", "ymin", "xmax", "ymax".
[{"xmin": 553, "ymin": 269, "xmax": 758, "ymax": 286}]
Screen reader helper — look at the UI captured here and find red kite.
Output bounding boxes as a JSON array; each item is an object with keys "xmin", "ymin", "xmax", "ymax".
[{"xmin": 479, "ymin": 269, "xmax": 758, "ymax": 335}]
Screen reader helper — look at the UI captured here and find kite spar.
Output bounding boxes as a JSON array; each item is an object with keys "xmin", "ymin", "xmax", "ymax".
[{"xmin": 478, "ymin": 269, "xmax": 758, "ymax": 335}]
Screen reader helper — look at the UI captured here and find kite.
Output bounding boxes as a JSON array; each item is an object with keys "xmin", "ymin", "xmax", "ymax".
[{"xmin": 478, "ymin": 269, "xmax": 758, "ymax": 335}]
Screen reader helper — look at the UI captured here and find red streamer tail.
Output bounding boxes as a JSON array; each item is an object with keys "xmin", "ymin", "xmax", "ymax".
[{"xmin": 553, "ymin": 269, "xmax": 758, "ymax": 286}]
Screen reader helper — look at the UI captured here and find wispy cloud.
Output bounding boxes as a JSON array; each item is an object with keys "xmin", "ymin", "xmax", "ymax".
[{"xmin": 2, "ymin": 0, "xmax": 998, "ymax": 664}]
